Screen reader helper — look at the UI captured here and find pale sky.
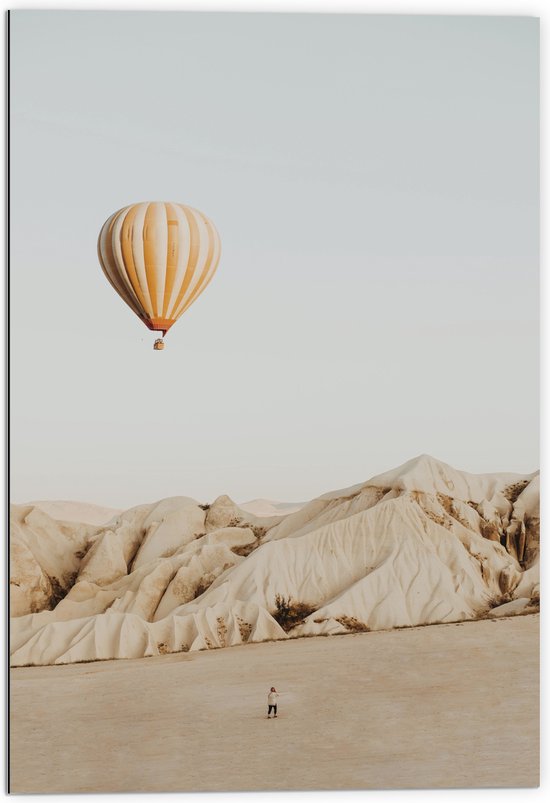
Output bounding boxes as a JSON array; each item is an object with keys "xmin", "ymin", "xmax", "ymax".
[{"xmin": 10, "ymin": 11, "xmax": 539, "ymax": 509}]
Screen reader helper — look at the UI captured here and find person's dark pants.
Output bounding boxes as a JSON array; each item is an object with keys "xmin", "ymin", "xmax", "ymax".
[{"xmin": 268, "ymin": 705, "xmax": 277, "ymax": 716}]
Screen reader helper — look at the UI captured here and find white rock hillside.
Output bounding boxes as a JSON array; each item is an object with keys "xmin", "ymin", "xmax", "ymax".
[{"xmin": 10, "ymin": 455, "xmax": 540, "ymax": 666}]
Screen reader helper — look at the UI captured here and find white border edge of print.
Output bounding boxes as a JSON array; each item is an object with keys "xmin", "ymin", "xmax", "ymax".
[{"xmin": 1, "ymin": 2, "xmax": 546, "ymax": 803}]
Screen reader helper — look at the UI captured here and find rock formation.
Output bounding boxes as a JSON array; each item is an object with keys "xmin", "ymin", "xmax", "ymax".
[{"xmin": 10, "ymin": 455, "xmax": 539, "ymax": 666}]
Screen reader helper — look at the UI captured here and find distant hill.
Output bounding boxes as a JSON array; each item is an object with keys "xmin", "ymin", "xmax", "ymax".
[
  {"xmin": 239, "ymin": 499, "xmax": 304, "ymax": 517},
  {"xmin": 27, "ymin": 500, "xmax": 121, "ymax": 526}
]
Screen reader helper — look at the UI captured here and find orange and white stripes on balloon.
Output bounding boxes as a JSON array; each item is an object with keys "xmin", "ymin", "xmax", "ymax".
[{"xmin": 97, "ymin": 201, "xmax": 221, "ymax": 334}]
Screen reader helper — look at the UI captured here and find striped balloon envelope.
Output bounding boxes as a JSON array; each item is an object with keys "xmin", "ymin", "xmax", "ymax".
[{"xmin": 98, "ymin": 201, "xmax": 221, "ymax": 349}]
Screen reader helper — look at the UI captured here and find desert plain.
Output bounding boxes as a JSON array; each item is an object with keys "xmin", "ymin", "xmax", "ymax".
[{"xmin": 10, "ymin": 614, "xmax": 539, "ymax": 793}]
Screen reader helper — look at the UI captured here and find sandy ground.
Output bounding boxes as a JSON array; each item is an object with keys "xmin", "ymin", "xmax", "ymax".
[{"xmin": 9, "ymin": 615, "xmax": 539, "ymax": 793}]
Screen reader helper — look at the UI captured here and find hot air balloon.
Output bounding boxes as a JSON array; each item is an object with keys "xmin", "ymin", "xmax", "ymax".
[{"xmin": 98, "ymin": 201, "xmax": 221, "ymax": 350}]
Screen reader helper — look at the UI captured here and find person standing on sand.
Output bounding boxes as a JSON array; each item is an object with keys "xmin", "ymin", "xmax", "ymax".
[{"xmin": 267, "ymin": 687, "xmax": 279, "ymax": 718}]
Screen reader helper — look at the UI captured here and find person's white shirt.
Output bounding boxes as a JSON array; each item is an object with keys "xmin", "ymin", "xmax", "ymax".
[{"xmin": 268, "ymin": 691, "xmax": 279, "ymax": 704}]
